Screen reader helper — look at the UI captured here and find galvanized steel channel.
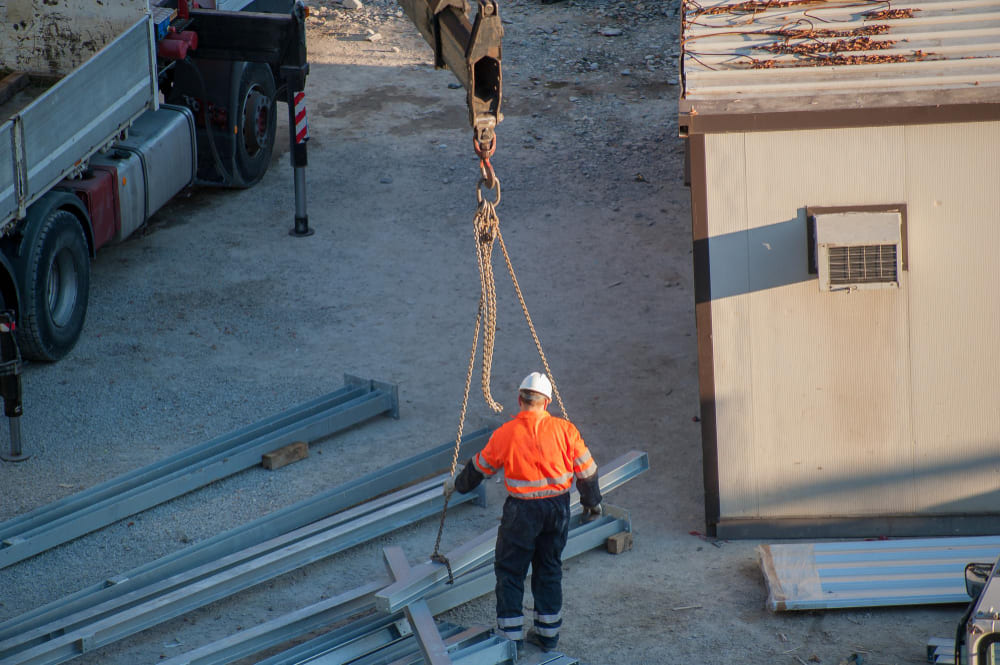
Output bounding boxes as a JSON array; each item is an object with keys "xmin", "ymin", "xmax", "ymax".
[
  {"xmin": 0, "ymin": 477, "xmax": 485, "ymax": 665},
  {"xmin": 183, "ymin": 512, "xmax": 623, "ymax": 665},
  {"xmin": 157, "ymin": 488, "xmax": 639, "ymax": 665},
  {"xmin": 0, "ymin": 427, "xmax": 494, "ymax": 646},
  {"xmin": 0, "ymin": 375, "xmax": 399, "ymax": 570}
]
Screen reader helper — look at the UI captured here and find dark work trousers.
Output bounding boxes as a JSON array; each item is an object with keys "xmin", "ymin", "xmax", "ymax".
[{"xmin": 493, "ymin": 492, "xmax": 571, "ymax": 648}]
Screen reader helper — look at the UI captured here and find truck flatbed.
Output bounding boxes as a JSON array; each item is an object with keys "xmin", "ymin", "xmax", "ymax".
[{"xmin": 0, "ymin": 76, "xmax": 55, "ymax": 122}]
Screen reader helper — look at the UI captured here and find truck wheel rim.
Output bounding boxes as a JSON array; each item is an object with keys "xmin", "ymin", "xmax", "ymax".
[
  {"xmin": 242, "ymin": 85, "xmax": 269, "ymax": 157},
  {"xmin": 47, "ymin": 247, "xmax": 78, "ymax": 328}
]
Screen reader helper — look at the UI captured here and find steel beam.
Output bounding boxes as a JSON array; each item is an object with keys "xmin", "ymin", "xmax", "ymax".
[
  {"xmin": 423, "ymin": 507, "xmax": 631, "ymax": 617},
  {"xmin": 0, "ymin": 376, "xmax": 399, "ymax": 570},
  {"xmin": 251, "ymin": 610, "xmax": 404, "ymax": 665},
  {"xmin": 0, "ymin": 478, "xmax": 485, "ymax": 665},
  {"xmin": 2, "ymin": 476, "xmax": 482, "ymax": 655},
  {"xmin": 383, "ymin": 547, "xmax": 451, "ymax": 665},
  {"xmin": 159, "ymin": 510, "xmax": 630, "ymax": 665},
  {"xmin": 0, "ymin": 427, "xmax": 493, "ymax": 645},
  {"xmin": 517, "ymin": 655, "xmax": 579, "ymax": 665},
  {"xmin": 375, "ymin": 451, "xmax": 648, "ymax": 613},
  {"xmin": 449, "ymin": 636, "xmax": 517, "ymax": 665},
  {"xmin": 0, "ymin": 380, "xmax": 366, "ymax": 541},
  {"xmin": 367, "ymin": 629, "xmax": 515, "ymax": 665},
  {"xmin": 158, "ymin": 581, "xmax": 384, "ymax": 665},
  {"xmin": 344, "ymin": 624, "xmax": 469, "ymax": 665}
]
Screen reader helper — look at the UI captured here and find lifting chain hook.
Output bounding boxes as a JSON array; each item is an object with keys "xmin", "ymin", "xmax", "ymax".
[{"xmin": 473, "ymin": 135, "xmax": 498, "ymax": 191}]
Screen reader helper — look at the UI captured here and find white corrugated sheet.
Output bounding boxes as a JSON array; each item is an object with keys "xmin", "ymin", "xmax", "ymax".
[
  {"xmin": 759, "ymin": 537, "xmax": 1000, "ymax": 611},
  {"xmin": 681, "ymin": 0, "xmax": 1000, "ymax": 103}
]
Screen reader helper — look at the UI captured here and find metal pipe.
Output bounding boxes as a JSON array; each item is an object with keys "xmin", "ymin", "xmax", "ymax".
[
  {"xmin": 293, "ymin": 166, "xmax": 307, "ymax": 224},
  {"xmin": 2, "ymin": 417, "xmax": 28, "ymax": 462}
]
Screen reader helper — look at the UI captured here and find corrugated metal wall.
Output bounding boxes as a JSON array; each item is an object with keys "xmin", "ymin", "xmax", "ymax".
[
  {"xmin": 706, "ymin": 121, "xmax": 1000, "ymax": 522},
  {"xmin": 905, "ymin": 122, "xmax": 1000, "ymax": 513}
]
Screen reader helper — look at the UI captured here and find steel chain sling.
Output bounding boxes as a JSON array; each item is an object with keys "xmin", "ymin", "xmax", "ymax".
[{"xmin": 429, "ymin": 136, "xmax": 569, "ymax": 583}]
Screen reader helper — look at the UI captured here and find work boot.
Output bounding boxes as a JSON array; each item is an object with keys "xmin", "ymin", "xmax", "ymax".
[{"xmin": 526, "ymin": 629, "xmax": 557, "ymax": 652}]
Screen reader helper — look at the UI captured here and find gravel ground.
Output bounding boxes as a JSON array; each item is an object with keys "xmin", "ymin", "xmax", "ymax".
[{"xmin": 0, "ymin": 0, "xmax": 968, "ymax": 663}]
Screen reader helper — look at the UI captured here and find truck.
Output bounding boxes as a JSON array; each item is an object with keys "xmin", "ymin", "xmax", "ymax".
[
  {"xmin": 944, "ymin": 558, "xmax": 1000, "ymax": 665},
  {"xmin": 0, "ymin": 0, "xmax": 310, "ymax": 362}
]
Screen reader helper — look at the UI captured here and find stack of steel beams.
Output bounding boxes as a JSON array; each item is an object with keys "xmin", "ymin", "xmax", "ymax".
[
  {"xmin": 0, "ymin": 426, "xmax": 500, "ymax": 665},
  {"xmin": 160, "ymin": 451, "xmax": 647, "ymax": 665},
  {"xmin": 163, "ymin": 510, "xmax": 625, "ymax": 665},
  {"xmin": 0, "ymin": 375, "xmax": 398, "ymax": 571},
  {"xmin": 0, "ymin": 476, "xmax": 486, "ymax": 665},
  {"xmin": 0, "ymin": 428, "xmax": 494, "ymax": 649}
]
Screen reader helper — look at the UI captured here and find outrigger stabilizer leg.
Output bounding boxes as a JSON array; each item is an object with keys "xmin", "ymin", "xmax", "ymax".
[{"xmin": 0, "ymin": 311, "xmax": 27, "ymax": 462}]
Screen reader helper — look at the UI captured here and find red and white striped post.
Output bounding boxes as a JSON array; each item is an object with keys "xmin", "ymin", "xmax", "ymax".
[{"xmin": 287, "ymin": 88, "xmax": 311, "ymax": 237}]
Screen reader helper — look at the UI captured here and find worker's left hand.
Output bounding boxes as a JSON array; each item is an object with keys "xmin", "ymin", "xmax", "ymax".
[
  {"xmin": 442, "ymin": 477, "xmax": 456, "ymax": 496},
  {"xmin": 582, "ymin": 503, "xmax": 603, "ymax": 523}
]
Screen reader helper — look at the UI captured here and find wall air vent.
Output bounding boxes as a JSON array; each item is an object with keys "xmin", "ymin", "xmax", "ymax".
[
  {"xmin": 827, "ymin": 244, "xmax": 898, "ymax": 286},
  {"xmin": 812, "ymin": 211, "xmax": 903, "ymax": 292}
]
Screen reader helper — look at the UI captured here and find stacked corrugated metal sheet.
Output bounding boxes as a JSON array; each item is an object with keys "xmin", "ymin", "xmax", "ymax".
[
  {"xmin": 681, "ymin": 0, "xmax": 1000, "ymax": 105},
  {"xmin": 759, "ymin": 536, "xmax": 1000, "ymax": 611}
]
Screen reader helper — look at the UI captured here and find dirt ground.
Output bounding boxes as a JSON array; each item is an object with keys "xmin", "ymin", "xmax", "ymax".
[{"xmin": 0, "ymin": 0, "xmax": 968, "ymax": 663}]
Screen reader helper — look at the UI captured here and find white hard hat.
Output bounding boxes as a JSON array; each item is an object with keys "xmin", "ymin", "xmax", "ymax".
[{"xmin": 519, "ymin": 372, "xmax": 552, "ymax": 399}]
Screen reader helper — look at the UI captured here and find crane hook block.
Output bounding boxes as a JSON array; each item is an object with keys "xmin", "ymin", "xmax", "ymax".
[{"xmin": 398, "ymin": 0, "xmax": 503, "ymax": 138}]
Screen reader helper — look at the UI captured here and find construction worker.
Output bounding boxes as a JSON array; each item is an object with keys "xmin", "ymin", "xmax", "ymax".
[{"xmin": 445, "ymin": 371, "xmax": 603, "ymax": 652}]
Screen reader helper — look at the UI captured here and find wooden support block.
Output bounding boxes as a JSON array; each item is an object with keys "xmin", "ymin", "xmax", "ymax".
[
  {"xmin": 0, "ymin": 72, "xmax": 29, "ymax": 106},
  {"xmin": 261, "ymin": 441, "xmax": 309, "ymax": 470},
  {"xmin": 606, "ymin": 531, "xmax": 632, "ymax": 555}
]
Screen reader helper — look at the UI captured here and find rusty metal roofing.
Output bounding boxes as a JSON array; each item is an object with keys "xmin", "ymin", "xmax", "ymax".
[{"xmin": 680, "ymin": 0, "xmax": 1000, "ymax": 114}]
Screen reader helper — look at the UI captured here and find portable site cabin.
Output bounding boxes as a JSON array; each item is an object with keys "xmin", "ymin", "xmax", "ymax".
[{"xmin": 679, "ymin": 0, "xmax": 1000, "ymax": 538}]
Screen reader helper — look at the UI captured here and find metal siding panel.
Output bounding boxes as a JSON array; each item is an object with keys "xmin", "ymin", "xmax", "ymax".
[
  {"xmin": 905, "ymin": 120, "xmax": 1000, "ymax": 513},
  {"xmin": 704, "ymin": 134, "xmax": 759, "ymax": 518},
  {"xmin": 20, "ymin": 19, "xmax": 154, "ymax": 211},
  {"xmin": 742, "ymin": 127, "xmax": 914, "ymax": 518},
  {"xmin": 0, "ymin": 123, "xmax": 15, "ymax": 223},
  {"xmin": 760, "ymin": 536, "xmax": 1000, "ymax": 611}
]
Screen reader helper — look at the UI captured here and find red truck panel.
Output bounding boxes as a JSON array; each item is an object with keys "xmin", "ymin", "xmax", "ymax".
[{"xmin": 61, "ymin": 167, "xmax": 121, "ymax": 251}]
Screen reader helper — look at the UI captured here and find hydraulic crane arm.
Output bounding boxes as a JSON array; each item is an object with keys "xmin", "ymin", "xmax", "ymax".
[{"xmin": 399, "ymin": 0, "xmax": 503, "ymax": 146}]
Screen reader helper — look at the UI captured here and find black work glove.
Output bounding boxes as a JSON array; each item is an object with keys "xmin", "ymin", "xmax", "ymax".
[{"xmin": 582, "ymin": 503, "xmax": 603, "ymax": 523}]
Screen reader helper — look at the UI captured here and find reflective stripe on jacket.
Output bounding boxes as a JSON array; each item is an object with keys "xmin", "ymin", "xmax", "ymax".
[{"xmin": 473, "ymin": 410, "xmax": 597, "ymax": 499}]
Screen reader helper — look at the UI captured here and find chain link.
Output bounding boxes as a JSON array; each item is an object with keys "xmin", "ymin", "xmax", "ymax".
[
  {"xmin": 496, "ymin": 230, "xmax": 568, "ymax": 420},
  {"xmin": 474, "ymin": 190, "xmax": 504, "ymax": 414},
  {"xmin": 428, "ymin": 301, "xmax": 482, "ymax": 583}
]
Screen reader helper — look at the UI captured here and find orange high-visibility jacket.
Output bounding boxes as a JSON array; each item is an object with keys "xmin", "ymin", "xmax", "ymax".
[{"xmin": 473, "ymin": 410, "xmax": 597, "ymax": 499}]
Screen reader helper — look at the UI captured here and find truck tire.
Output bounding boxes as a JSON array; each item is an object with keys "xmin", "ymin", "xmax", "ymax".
[
  {"xmin": 234, "ymin": 63, "xmax": 277, "ymax": 187},
  {"xmin": 16, "ymin": 210, "xmax": 90, "ymax": 362}
]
